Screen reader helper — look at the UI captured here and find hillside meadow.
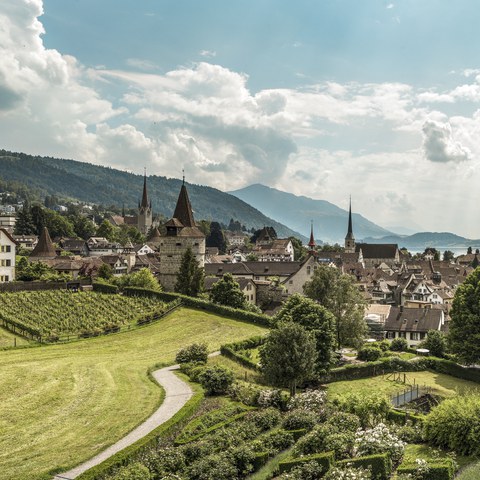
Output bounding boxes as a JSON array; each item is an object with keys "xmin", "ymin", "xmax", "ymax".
[{"xmin": 0, "ymin": 307, "xmax": 266, "ymax": 480}]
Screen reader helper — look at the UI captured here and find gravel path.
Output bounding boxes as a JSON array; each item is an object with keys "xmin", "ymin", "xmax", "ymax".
[{"xmin": 53, "ymin": 364, "xmax": 193, "ymax": 480}]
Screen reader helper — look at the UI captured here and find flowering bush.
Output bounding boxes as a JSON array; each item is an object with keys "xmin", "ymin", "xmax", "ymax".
[
  {"xmin": 246, "ymin": 407, "xmax": 281, "ymax": 431},
  {"xmin": 287, "ymin": 389, "xmax": 327, "ymax": 412},
  {"xmin": 354, "ymin": 423, "xmax": 405, "ymax": 466},
  {"xmin": 282, "ymin": 409, "xmax": 318, "ymax": 431},
  {"xmin": 324, "ymin": 465, "xmax": 372, "ymax": 480},
  {"xmin": 257, "ymin": 389, "xmax": 284, "ymax": 409},
  {"xmin": 277, "ymin": 460, "xmax": 326, "ymax": 480}
]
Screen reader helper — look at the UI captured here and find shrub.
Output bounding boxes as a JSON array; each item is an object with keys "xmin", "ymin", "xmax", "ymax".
[
  {"xmin": 338, "ymin": 454, "xmax": 391, "ymax": 480},
  {"xmin": 111, "ymin": 462, "xmax": 151, "ymax": 480},
  {"xmin": 424, "ymin": 393, "xmax": 480, "ymax": 455},
  {"xmin": 332, "ymin": 392, "xmax": 390, "ymax": 428},
  {"xmin": 377, "ymin": 340, "xmax": 390, "ymax": 352},
  {"xmin": 176, "ymin": 343, "xmax": 208, "ymax": 364},
  {"xmin": 282, "ymin": 409, "xmax": 319, "ymax": 431},
  {"xmin": 326, "ymin": 411, "xmax": 361, "ymax": 433},
  {"xmin": 287, "ymin": 389, "xmax": 328, "ymax": 413},
  {"xmin": 186, "ymin": 452, "xmax": 238, "ymax": 480},
  {"xmin": 357, "ymin": 346, "xmax": 382, "ymax": 362},
  {"xmin": 257, "ymin": 389, "xmax": 285, "ymax": 409},
  {"xmin": 390, "ymin": 337, "xmax": 408, "ymax": 351},
  {"xmin": 395, "ymin": 423, "xmax": 424, "ymax": 443},
  {"xmin": 226, "ymin": 444, "xmax": 256, "ymax": 477},
  {"xmin": 198, "ymin": 366, "xmax": 235, "ymax": 395},
  {"xmin": 278, "ymin": 451, "xmax": 335, "ymax": 475},
  {"xmin": 246, "ymin": 408, "xmax": 281, "ymax": 431},
  {"xmin": 259, "ymin": 429, "xmax": 295, "ymax": 453},
  {"xmin": 228, "ymin": 381, "xmax": 264, "ymax": 407},
  {"xmin": 278, "ymin": 460, "xmax": 329, "ymax": 479},
  {"xmin": 354, "ymin": 423, "xmax": 405, "ymax": 466},
  {"xmin": 325, "ymin": 465, "xmax": 372, "ymax": 480},
  {"xmin": 293, "ymin": 423, "xmax": 338, "ymax": 457},
  {"xmin": 323, "ymin": 431, "xmax": 355, "ymax": 460},
  {"xmin": 140, "ymin": 447, "xmax": 185, "ymax": 476}
]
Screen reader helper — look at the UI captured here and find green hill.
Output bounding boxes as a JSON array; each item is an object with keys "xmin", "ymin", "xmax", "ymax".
[{"xmin": 0, "ymin": 150, "xmax": 306, "ymax": 240}]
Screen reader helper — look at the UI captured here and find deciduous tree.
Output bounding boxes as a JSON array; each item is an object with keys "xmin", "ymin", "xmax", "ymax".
[
  {"xmin": 260, "ymin": 321, "xmax": 317, "ymax": 396},
  {"xmin": 303, "ymin": 265, "xmax": 367, "ymax": 349},
  {"xmin": 210, "ymin": 273, "xmax": 247, "ymax": 309}
]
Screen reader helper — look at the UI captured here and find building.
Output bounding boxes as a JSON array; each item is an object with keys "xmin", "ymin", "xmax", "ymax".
[
  {"xmin": 0, "ymin": 214, "xmax": 16, "ymax": 233},
  {"xmin": 29, "ymin": 227, "xmax": 57, "ymax": 261},
  {"xmin": 157, "ymin": 180, "xmax": 206, "ymax": 291},
  {"xmin": 0, "ymin": 228, "xmax": 16, "ymax": 282},
  {"xmin": 384, "ymin": 306, "xmax": 444, "ymax": 347},
  {"xmin": 344, "ymin": 197, "xmax": 355, "ymax": 253}
]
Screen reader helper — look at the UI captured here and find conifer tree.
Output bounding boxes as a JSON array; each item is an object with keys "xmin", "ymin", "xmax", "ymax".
[{"xmin": 174, "ymin": 247, "xmax": 204, "ymax": 297}]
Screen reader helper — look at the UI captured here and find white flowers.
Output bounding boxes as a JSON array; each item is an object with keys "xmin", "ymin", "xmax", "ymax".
[
  {"xmin": 287, "ymin": 389, "xmax": 328, "ymax": 412},
  {"xmin": 353, "ymin": 423, "xmax": 405, "ymax": 465}
]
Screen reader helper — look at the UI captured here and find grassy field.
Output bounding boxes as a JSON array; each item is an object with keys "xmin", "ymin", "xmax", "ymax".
[
  {"xmin": 328, "ymin": 371, "xmax": 480, "ymax": 400},
  {"xmin": 0, "ymin": 307, "xmax": 266, "ymax": 480},
  {"xmin": 402, "ymin": 444, "xmax": 475, "ymax": 471},
  {"xmin": 0, "ymin": 326, "xmax": 30, "ymax": 348}
]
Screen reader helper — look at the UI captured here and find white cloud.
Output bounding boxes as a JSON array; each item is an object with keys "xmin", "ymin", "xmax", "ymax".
[
  {"xmin": 422, "ymin": 120, "xmax": 471, "ymax": 163},
  {"xmin": 126, "ymin": 58, "xmax": 158, "ymax": 71},
  {"xmin": 199, "ymin": 50, "xmax": 217, "ymax": 58}
]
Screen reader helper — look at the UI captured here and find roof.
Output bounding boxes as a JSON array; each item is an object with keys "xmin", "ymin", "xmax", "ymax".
[
  {"xmin": 205, "ymin": 263, "xmax": 254, "ymax": 276},
  {"xmin": 30, "ymin": 227, "xmax": 56, "ymax": 258},
  {"xmin": 173, "ymin": 184, "xmax": 195, "ymax": 228},
  {"xmin": 245, "ymin": 261, "xmax": 301, "ymax": 276},
  {"xmin": 0, "ymin": 228, "xmax": 17, "ymax": 245},
  {"xmin": 356, "ymin": 243, "xmax": 399, "ymax": 259},
  {"xmin": 385, "ymin": 306, "xmax": 443, "ymax": 332},
  {"xmin": 140, "ymin": 173, "xmax": 149, "ymax": 209}
]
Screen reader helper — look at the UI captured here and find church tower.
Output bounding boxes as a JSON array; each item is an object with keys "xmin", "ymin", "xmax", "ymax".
[
  {"xmin": 158, "ymin": 178, "xmax": 206, "ymax": 291},
  {"xmin": 344, "ymin": 197, "xmax": 355, "ymax": 253},
  {"xmin": 137, "ymin": 171, "xmax": 153, "ymax": 235},
  {"xmin": 308, "ymin": 221, "xmax": 316, "ymax": 256}
]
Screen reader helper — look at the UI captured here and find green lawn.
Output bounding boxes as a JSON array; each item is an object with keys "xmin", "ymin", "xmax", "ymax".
[
  {"xmin": 0, "ymin": 307, "xmax": 266, "ymax": 480},
  {"xmin": 0, "ymin": 326, "xmax": 30, "ymax": 348},
  {"xmin": 328, "ymin": 371, "xmax": 480, "ymax": 400},
  {"xmin": 402, "ymin": 444, "xmax": 475, "ymax": 471},
  {"xmin": 456, "ymin": 460, "xmax": 480, "ymax": 479}
]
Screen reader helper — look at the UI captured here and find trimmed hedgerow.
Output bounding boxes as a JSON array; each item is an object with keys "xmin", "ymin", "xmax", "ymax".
[
  {"xmin": 278, "ymin": 451, "xmax": 335, "ymax": 474},
  {"xmin": 337, "ymin": 453, "xmax": 391, "ymax": 480},
  {"xmin": 92, "ymin": 281, "xmax": 119, "ymax": 294},
  {"xmin": 220, "ymin": 336, "xmax": 266, "ymax": 371},
  {"xmin": 397, "ymin": 459, "xmax": 455, "ymax": 480}
]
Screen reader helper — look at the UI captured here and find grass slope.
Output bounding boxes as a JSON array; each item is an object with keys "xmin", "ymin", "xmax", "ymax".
[
  {"xmin": 328, "ymin": 371, "xmax": 480, "ymax": 400},
  {"xmin": 0, "ymin": 307, "xmax": 266, "ymax": 480},
  {"xmin": 0, "ymin": 326, "xmax": 30, "ymax": 348}
]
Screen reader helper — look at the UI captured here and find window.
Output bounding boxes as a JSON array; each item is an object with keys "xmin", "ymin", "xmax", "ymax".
[
  {"xmin": 386, "ymin": 331, "xmax": 395, "ymax": 339},
  {"xmin": 176, "ymin": 242, "xmax": 182, "ymax": 246},
  {"xmin": 0, "ymin": 275, "xmax": 9, "ymax": 282},
  {"xmin": 411, "ymin": 332, "xmax": 420, "ymax": 341},
  {"xmin": 0, "ymin": 259, "xmax": 11, "ymax": 267},
  {"xmin": 399, "ymin": 332, "xmax": 407, "ymax": 338},
  {"xmin": 307, "ymin": 266, "xmax": 311, "ymax": 275}
]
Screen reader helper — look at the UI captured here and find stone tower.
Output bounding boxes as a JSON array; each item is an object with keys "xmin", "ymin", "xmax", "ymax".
[
  {"xmin": 158, "ymin": 180, "xmax": 205, "ymax": 291},
  {"xmin": 344, "ymin": 197, "xmax": 355, "ymax": 253},
  {"xmin": 137, "ymin": 172, "xmax": 153, "ymax": 235}
]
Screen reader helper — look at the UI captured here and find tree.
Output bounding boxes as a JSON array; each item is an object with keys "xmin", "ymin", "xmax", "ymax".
[
  {"xmin": 289, "ymin": 236, "xmax": 307, "ymax": 262},
  {"xmin": 303, "ymin": 265, "xmax": 367, "ymax": 349},
  {"xmin": 127, "ymin": 268, "xmax": 161, "ymax": 291},
  {"xmin": 210, "ymin": 273, "xmax": 247, "ymax": 309},
  {"xmin": 468, "ymin": 246, "xmax": 473, "ymax": 254},
  {"xmin": 206, "ymin": 221, "xmax": 227, "ymax": 253},
  {"xmin": 96, "ymin": 219, "xmax": 116, "ymax": 241},
  {"xmin": 14, "ymin": 200, "xmax": 36, "ymax": 235},
  {"xmin": 275, "ymin": 294, "xmax": 336, "ymax": 373},
  {"xmin": 420, "ymin": 330, "xmax": 447, "ymax": 358},
  {"xmin": 260, "ymin": 321, "xmax": 317, "ymax": 396},
  {"xmin": 97, "ymin": 263, "xmax": 113, "ymax": 280},
  {"xmin": 443, "ymin": 250, "xmax": 455, "ymax": 262},
  {"xmin": 449, "ymin": 267, "xmax": 480, "ymax": 364},
  {"xmin": 70, "ymin": 214, "xmax": 96, "ymax": 240},
  {"xmin": 174, "ymin": 247, "xmax": 204, "ymax": 297}
]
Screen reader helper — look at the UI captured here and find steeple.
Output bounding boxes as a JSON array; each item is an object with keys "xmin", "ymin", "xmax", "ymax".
[
  {"xmin": 344, "ymin": 196, "xmax": 355, "ymax": 253},
  {"xmin": 308, "ymin": 221, "xmax": 316, "ymax": 254},
  {"xmin": 173, "ymin": 180, "xmax": 195, "ymax": 228},
  {"xmin": 140, "ymin": 169, "xmax": 149, "ymax": 209}
]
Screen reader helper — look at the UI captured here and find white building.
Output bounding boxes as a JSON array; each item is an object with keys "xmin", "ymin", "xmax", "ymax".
[{"xmin": 0, "ymin": 228, "xmax": 16, "ymax": 282}]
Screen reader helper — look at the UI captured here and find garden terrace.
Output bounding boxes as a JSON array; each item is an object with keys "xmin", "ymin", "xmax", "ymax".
[{"xmin": 0, "ymin": 307, "xmax": 266, "ymax": 480}]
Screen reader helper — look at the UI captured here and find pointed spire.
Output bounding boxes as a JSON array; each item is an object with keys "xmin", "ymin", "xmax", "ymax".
[
  {"xmin": 30, "ymin": 227, "xmax": 56, "ymax": 258},
  {"xmin": 308, "ymin": 221, "xmax": 316, "ymax": 250},
  {"xmin": 122, "ymin": 202, "xmax": 125, "ymax": 217},
  {"xmin": 141, "ymin": 169, "xmax": 149, "ymax": 208},
  {"xmin": 182, "ymin": 168, "xmax": 185, "ymax": 186},
  {"xmin": 347, "ymin": 196, "xmax": 353, "ymax": 238},
  {"xmin": 173, "ymin": 182, "xmax": 195, "ymax": 227}
]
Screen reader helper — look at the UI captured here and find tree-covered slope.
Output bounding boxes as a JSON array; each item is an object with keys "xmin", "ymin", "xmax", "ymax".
[{"xmin": 0, "ymin": 150, "xmax": 305, "ymax": 240}]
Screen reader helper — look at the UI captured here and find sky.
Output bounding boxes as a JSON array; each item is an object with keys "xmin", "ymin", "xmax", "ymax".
[{"xmin": 1, "ymin": 1, "xmax": 480, "ymax": 237}]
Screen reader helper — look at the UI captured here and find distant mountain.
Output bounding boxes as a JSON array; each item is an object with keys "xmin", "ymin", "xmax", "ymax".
[
  {"xmin": 363, "ymin": 232, "xmax": 480, "ymax": 250},
  {"xmin": 0, "ymin": 150, "xmax": 306, "ymax": 241},
  {"xmin": 229, "ymin": 184, "xmax": 393, "ymax": 243}
]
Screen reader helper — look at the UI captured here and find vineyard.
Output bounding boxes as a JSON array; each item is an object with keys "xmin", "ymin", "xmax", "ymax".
[{"xmin": 0, "ymin": 290, "xmax": 167, "ymax": 339}]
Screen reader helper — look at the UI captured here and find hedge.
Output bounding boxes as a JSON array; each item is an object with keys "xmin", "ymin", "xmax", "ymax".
[
  {"xmin": 278, "ymin": 451, "xmax": 335, "ymax": 475},
  {"xmin": 220, "ymin": 336, "xmax": 266, "ymax": 371},
  {"xmin": 386, "ymin": 409, "xmax": 424, "ymax": 426},
  {"xmin": 253, "ymin": 451, "xmax": 270, "ymax": 471},
  {"xmin": 123, "ymin": 287, "xmax": 272, "ymax": 327},
  {"xmin": 92, "ymin": 282, "xmax": 119, "ymax": 294},
  {"xmin": 76, "ymin": 378, "xmax": 204, "ymax": 480},
  {"xmin": 285, "ymin": 428, "xmax": 308, "ymax": 441},
  {"xmin": 397, "ymin": 459, "xmax": 455, "ymax": 480},
  {"xmin": 337, "ymin": 453, "xmax": 391, "ymax": 480},
  {"xmin": 174, "ymin": 410, "xmax": 252, "ymax": 445}
]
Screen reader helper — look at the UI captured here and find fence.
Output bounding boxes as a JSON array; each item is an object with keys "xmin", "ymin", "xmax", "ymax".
[{"xmin": 386, "ymin": 371, "xmax": 432, "ymax": 407}]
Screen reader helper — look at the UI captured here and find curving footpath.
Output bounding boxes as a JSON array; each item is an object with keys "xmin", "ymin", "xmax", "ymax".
[{"xmin": 53, "ymin": 364, "xmax": 193, "ymax": 480}]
